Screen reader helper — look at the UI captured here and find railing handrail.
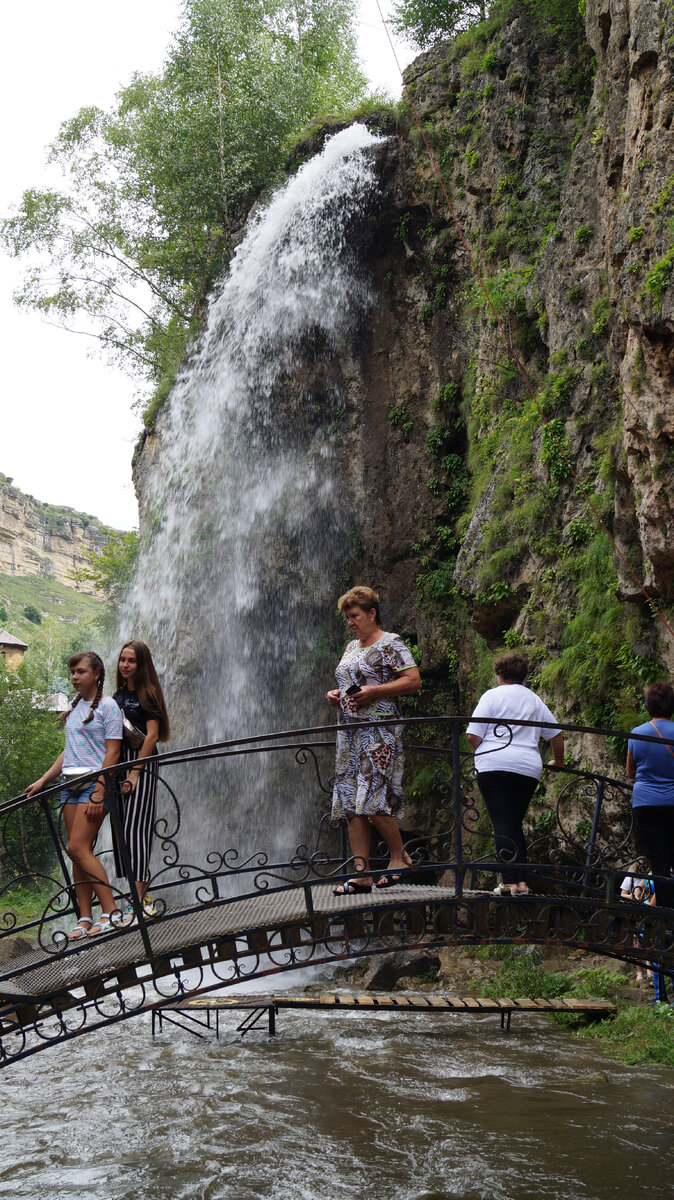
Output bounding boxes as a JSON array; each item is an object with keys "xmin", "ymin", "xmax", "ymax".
[{"xmin": 3, "ymin": 712, "xmax": 661, "ymax": 816}]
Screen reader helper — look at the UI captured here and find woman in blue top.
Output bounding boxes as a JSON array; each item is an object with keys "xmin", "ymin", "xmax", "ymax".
[
  {"xmin": 627, "ymin": 681, "xmax": 674, "ymax": 911},
  {"xmin": 26, "ymin": 651, "xmax": 123, "ymax": 939}
]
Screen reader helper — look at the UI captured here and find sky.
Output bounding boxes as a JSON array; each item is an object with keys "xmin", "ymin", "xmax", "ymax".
[{"xmin": 0, "ymin": 1, "xmax": 414, "ymax": 531}]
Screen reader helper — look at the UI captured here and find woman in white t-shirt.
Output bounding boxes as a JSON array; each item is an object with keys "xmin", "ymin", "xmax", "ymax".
[
  {"xmin": 466, "ymin": 654, "xmax": 564, "ymax": 896},
  {"xmin": 26, "ymin": 651, "xmax": 123, "ymax": 939}
]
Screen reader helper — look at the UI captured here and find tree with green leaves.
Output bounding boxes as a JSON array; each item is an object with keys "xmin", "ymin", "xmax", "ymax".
[
  {"xmin": 1, "ymin": 0, "xmax": 366, "ymax": 411},
  {"xmin": 71, "ymin": 529, "xmax": 140, "ymax": 630},
  {"xmin": 390, "ymin": 0, "xmax": 487, "ymax": 49},
  {"xmin": 390, "ymin": 0, "xmax": 583, "ymax": 50},
  {"xmin": 0, "ymin": 663, "xmax": 65, "ymax": 880}
]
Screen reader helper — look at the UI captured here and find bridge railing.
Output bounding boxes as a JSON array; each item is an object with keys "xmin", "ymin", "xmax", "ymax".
[{"xmin": 0, "ymin": 715, "xmax": 669, "ymax": 971}]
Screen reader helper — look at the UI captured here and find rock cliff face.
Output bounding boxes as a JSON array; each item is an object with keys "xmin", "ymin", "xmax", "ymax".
[
  {"xmin": 135, "ymin": 0, "xmax": 674, "ymax": 756},
  {"xmin": 0, "ymin": 478, "xmax": 111, "ymax": 595}
]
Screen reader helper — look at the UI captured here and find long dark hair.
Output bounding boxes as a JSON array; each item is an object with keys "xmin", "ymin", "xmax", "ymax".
[
  {"xmin": 61, "ymin": 651, "xmax": 104, "ymax": 725},
  {"xmin": 116, "ymin": 640, "xmax": 170, "ymax": 742}
]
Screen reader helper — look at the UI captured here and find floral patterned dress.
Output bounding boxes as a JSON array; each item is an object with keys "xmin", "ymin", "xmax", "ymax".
[{"xmin": 331, "ymin": 632, "xmax": 416, "ymax": 822}]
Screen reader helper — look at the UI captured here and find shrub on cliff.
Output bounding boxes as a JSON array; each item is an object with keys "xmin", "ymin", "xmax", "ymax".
[{"xmin": 391, "ymin": 0, "xmax": 584, "ymax": 49}]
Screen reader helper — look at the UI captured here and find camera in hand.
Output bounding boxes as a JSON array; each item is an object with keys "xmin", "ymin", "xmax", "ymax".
[{"xmin": 345, "ymin": 684, "xmax": 362, "ymax": 695}]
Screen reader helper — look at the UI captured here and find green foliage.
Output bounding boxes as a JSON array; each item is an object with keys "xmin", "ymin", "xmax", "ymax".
[
  {"xmin": 565, "ymin": 282, "xmax": 585, "ymax": 304},
  {"xmin": 1, "ymin": 0, "xmax": 367, "ymax": 414},
  {"xmin": 433, "ymin": 381, "xmax": 460, "ymax": 411},
  {"xmin": 23, "ymin": 615, "xmax": 102, "ymax": 695},
  {"xmin": 644, "ymin": 247, "xmax": 674, "ymax": 309},
  {"xmin": 22, "ymin": 605, "xmax": 41, "ymax": 626},
  {"xmin": 0, "ymin": 573, "xmax": 102, "ymax": 645},
  {"xmin": 590, "ymin": 292, "xmax": 612, "ymax": 337},
  {"xmin": 627, "ymin": 225, "xmax": 644, "ymax": 244},
  {"xmin": 654, "ymin": 172, "xmax": 674, "ymax": 213},
  {"xmin": 482, "ymin": 949, "xmax": 571, "ymax": 1000},
  {"xmin": 72, "ymin": 530, "xmax": 140, "ymax": 629},
  {"xmin": 0, "ymin": 663, "xmax": 64, "ymax": 875},
  {"xmin": 581, "ymin": 1002, "xmax": 674, "ymax": 1066},
  {"xmin": 540, "ymin": 418, "xmax": 572, "ymax": 482},
  {"xmin": 387, "ymin": 402, "xmax": 413, "ymax": 433},
  {"xmin": 426, "ymin": 426, "xmax": 446, "ymax": 456},
  {"xmin": 540, "ymin": 537, "xmax": 659, "ymax": 726},
  {"xmin": 389, "ymin": 0, "xmax": 488, "ymax": 51},
  {"xmin": 574, "ymin": 222, "xmax": 593, "ymax": 244},
  {"xmin": 566, "ymin": 515, "xmax": 593, "ymax": 546}
]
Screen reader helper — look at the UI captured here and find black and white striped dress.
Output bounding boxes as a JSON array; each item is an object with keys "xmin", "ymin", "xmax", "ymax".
[{"xmin": 112, "ymin": 687, "xmax": 159, "ymax": 882}]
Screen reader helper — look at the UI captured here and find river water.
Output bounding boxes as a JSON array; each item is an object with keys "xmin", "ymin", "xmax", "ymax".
[{"xmin": 2, "ymin": 973, "xmax": 673, "ymax": 1200}]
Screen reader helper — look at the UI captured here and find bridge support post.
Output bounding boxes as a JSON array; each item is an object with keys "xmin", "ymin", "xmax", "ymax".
[{"xmin": 452, "ymin": 722, "xmax": 464, "ymax": 899}]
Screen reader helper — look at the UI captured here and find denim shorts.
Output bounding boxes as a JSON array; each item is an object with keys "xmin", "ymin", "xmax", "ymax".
[{"xmin": 61, "ymin": 780, "xmax": 110, "ymax": 812}]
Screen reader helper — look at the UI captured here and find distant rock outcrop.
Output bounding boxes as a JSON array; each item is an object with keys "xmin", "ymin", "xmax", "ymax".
[{"xmin": 0, "ymin": 476, "xmax": 113, "ymax": 596}]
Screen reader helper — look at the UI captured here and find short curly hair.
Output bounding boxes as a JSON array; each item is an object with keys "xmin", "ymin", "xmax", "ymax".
[
  {"xmin": 493, "ymin": 653, "xmax": 529, "ymax": 684},
  {"xmin": 337, "ymin": 586, "xmax": 382, "ymax": 627},
  {"xmin": 644, "ymin": 681, "xmax": 674, "ymax": 718}
]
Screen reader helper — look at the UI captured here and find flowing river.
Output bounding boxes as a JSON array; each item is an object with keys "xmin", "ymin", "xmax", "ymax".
[{"xmin": 2, "ymin": 973, "xmax": 673, "ymax": 1199}]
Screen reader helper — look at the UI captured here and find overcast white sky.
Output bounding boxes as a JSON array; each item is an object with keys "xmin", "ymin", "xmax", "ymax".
[{"xmin": 0, "ymin": 1, "xmax": 413, "ymax": 530}]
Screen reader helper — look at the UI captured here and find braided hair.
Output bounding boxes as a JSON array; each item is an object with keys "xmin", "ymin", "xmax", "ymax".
[{"xmin": 61, "ymin": 651, "xmax": 105, "ymax": 725}]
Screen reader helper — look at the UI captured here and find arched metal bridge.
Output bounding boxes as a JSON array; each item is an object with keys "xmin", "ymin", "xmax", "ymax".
[{"xmin": 1, "ymin": 716, "xmax": 672, "ymax": 1068}]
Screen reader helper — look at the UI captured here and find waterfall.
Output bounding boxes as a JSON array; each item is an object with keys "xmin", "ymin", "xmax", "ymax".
[{"xmin": 120, "ymin": 123, "xmax": 383, "ymax": 861}]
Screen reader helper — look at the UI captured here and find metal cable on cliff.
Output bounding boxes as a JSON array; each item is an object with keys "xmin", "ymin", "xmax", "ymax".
[{"xmin": 374, "ymin": 0, "xmax": 674, "ymax": 643}]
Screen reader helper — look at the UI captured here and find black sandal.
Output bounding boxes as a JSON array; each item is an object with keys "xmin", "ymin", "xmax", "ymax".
[{"xmin": 333, "ymin": 879, "xmax": 373, "ymax": 895}]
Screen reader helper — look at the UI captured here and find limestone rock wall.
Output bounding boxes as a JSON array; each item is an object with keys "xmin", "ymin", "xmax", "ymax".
[{"xmin": 0, "ymin": 480, "xmax": 112, "ymax": 595}]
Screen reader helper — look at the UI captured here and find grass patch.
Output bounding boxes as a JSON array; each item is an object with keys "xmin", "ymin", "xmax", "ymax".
[
  {"xmin": 579, "ymin": 1002, "xmax": 674, "ymax": 1067},
  {"xmin": 0, "ymin": 573, "xmax": 103, "ymax": 642},
  {"xmin": 475, "ymin": 948, "xmax": 674, "ymax": 1066}
]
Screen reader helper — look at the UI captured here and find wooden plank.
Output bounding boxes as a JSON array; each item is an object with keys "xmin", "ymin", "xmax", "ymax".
[
  {"xmin": 354, "ymin": 995, "xmax": 376, "ymax": 1006},
  {"xmin": 333, "ymin": 994, "xmax": 356, "ymax": 1006},
  {"xmin": 371, "ymin": 995, "xmax": 396, "ymax": 1007},
  {"xmin": 562, "ymin": 998, "xmax": 615, "ymax": 1011},
  {"xmin": 428, "ymin": 997, "xmax": 453, "ymax": 1008},
  {"xmin": 318, "ymin": 993, "xmax": 338, "ymax": 1006},
  {"xmin": 474, "ymin": 998, "xmax": 500, "ymax": 1009},
  {"xmin": 445, "ymin": 998, "xmax": 468, "ymax": 1009},
  {"xmin": 461, "ymin": 997, "xmax": 482, "ymax": 1009}
]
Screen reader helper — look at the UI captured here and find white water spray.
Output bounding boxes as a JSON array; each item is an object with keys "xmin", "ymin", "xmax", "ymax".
[{"xmin": 121, "ymin": 124, "xmax": 383, "ymax": 857}]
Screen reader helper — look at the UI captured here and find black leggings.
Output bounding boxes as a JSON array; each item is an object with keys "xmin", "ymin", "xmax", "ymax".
[
  {"xmin": 633, "ymin": 805, "xmax": 674, "ymax": 910},
  {"xmin": 477, "ymin": 771, "xmax": 538, "ymax": 885}
]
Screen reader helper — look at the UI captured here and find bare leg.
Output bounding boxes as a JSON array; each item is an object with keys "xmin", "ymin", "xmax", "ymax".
[
  {"xmin": 66, "ymin": 805, "xmax": 116, "ymax": 916},
  {"xmin": 345, "ymin": 815, "xmax": 374, "ymax": 885},
  {"xmin": 63, "ymin": 805, "xmax": 94, "ymax": 920},
  {"xmin": 370, "ymin": 814, "xmax": 412, "ymax": 877}
]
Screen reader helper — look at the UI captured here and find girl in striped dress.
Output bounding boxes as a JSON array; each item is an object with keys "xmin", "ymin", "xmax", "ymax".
[{"xmin": 113, "ymin": 641, "xmax": 170, "ymax": 924}]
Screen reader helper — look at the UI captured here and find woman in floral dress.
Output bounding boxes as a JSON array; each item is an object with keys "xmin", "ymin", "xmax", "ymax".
[{"xmin": 327, "ymin": 586, "xmax": 421, "ymax": 894}]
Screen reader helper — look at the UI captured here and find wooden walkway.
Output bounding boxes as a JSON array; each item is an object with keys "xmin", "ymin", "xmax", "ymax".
[{"xmin": 153, "ymin": 991, "xmax": 617, "ymax": 1037}]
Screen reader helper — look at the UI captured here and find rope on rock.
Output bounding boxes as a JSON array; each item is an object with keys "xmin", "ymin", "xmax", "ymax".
[{"xmin": 373, "ymin": 0, "xmax": 674, "ymax": 642}]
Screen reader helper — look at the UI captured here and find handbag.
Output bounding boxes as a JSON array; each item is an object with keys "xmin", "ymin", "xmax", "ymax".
[{"xmin": 122, "ymin": 715, "xmax": 146, "ymax": 750}]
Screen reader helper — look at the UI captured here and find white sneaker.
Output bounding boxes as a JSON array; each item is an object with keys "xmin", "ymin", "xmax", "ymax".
[
  {"xmin": 117, "ymin": 901, "xmax": 137, "ymax": 928},
  {"xmin": 142, "ymin": 894, "xmax": 158, "ymax": 919}
]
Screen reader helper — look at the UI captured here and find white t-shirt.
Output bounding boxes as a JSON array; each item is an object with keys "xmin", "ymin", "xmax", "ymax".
[{"xmin": 466, "ymin": 684, "xmax": 560, "ymax": 780}]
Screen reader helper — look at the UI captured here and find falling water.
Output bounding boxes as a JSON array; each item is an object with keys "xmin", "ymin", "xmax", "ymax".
[{"xmin": 120, "ymin": 124, "xmax": 384, "ymax": 860}]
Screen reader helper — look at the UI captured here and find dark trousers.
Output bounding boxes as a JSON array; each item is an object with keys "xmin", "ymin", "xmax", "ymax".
[
  {"xmin": 477, "ymin": 770, "xmax": 538, "ymax": 885},
  {"xmin": 633, "ymin": 805, "xmax": 674, "ymax": 910}
]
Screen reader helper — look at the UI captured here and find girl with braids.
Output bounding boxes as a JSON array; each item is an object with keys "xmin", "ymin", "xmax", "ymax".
[
  {"xmin": 113, "ymin": 640, "xmax": 170, "ymax": 925},
  {"xmin": 26, "ymin": 651, "xmax": 123, "ymax": 939}
]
